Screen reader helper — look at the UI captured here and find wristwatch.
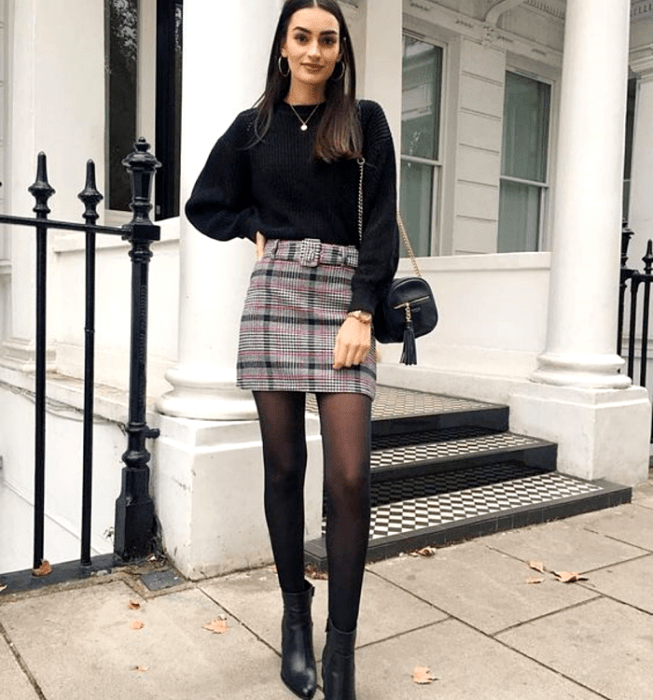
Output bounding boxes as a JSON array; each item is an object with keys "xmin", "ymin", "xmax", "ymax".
[{"xmin": 347, "ymin": 310, "xmax": 373, "ymax": 325}]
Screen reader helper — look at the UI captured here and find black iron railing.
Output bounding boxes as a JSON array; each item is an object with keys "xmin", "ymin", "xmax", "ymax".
[
  {"xmin": 618, "ymin": 219, "xmax": 653, "ymax": 440},
  {"xmin": 0, "ymin": 138, "xmax": 161, "ymax": 573}
]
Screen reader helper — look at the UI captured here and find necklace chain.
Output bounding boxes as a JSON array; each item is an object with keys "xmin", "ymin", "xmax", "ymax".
[{"xmin": 288, "ymin": 103, "xmax": 320, "ymax": 132}]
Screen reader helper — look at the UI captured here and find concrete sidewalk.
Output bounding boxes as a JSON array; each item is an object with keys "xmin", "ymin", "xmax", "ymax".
[{"xmin": 2, "ymin": 475, "xmax": 652, "ymax": 700}]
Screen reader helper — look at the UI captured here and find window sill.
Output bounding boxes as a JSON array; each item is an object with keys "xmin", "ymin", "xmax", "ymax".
[{"xmin": 399, "ymin": 250, "xmax": 551, "ymax": 273}]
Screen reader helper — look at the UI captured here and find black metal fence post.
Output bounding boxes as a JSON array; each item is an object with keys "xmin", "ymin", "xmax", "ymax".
[
  {"xmin": 617, "ymin": 220, "xmax": 653, "ymax": 442},
  {"xmin": 28, "ymin": 153, "xmax": 55, "ymax": 572},
  {"xmin": 639, "ymin": 242, "xmax": 653, "ymax": 388},
  {"xmin": 114, "ymin": 138, "xmax": 161, "ymax": 561},
  {"xmin": 618, "ymin": 219, "xmax": 635, "ymax": 357},
  {"xmin": 78, "ymin": 161, "xmax": 103, "ymax": 566}
]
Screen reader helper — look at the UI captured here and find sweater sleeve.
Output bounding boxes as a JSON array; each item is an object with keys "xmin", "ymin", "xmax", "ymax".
[
  {"xmin": 349, "ymin": 101, "xmax": 400, "ymax": 314},
  {"xmin": 185, "ymin": 111, "xmax": 260, "ymax": 243}
]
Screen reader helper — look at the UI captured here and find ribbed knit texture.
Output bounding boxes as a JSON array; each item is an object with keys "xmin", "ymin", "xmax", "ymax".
[{"xmin": 185, "ymin": 99, "xmax": 399, "ymax": 313}]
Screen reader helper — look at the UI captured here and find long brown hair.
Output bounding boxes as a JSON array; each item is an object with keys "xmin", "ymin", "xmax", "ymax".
[{"xmin": 254, "ymin": 0, "xmax": 362, "ymax": 162}]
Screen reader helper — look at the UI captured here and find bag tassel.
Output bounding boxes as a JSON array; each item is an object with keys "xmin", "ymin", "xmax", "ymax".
[{"xmin": 400, "ymin": 305, "xmax": 417, "ymax": 365}]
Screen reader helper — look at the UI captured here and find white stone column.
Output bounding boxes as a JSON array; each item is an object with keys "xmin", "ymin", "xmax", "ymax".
[
  {"xmin": 533, "ymin": 0, "xmax": 631, "ymax": 388},
  {"xmin": 2, "ymin": 0, "xmax": 105, "ymax": 370},
  {"xmin": 156, "ymin": 0, "xmax": 284, "ymax": 420},
  {"xmin": 511, "ymin": 0, "xmax": 651, "ymax": 487},
  {"xmin": 362, "ymin": 0, "xmax": 403, "ymax": 163}
]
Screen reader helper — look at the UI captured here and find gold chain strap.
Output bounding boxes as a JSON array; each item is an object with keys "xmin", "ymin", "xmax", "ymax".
[{"xmin": 357, "ymin": 158, "xmax": 422, "ymax": 279}]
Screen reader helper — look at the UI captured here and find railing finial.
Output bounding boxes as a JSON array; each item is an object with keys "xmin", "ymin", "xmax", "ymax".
[
  {"xmin": 122, "ymin": 137, "xmax": 161, "ymax": 228},
  {"xmin": 78, "ymin": 160, "xmax": 103, "ymax": 224},
  {"xmin": 621, "ymin": 218, "xmax": 635, "ymax": 269},
  {"xmin": 28, "ymin": 152, "xmax": 56, "ymax": 217},
  {"xmin": 643, "ymin": 240, "xmax": 653, "ymax": 276}
]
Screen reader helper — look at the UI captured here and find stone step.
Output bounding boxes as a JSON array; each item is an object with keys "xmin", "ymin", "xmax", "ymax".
[
  {"xmin": 306, "ymin": 386, "xmax": 510, "ymax": 436},
  {"xmin": 304, "ymin": 470, "xmax": 631, "ymax": 569},
  {"xmin": 370, "ymin": 427, "xmax": 557, "ymax": 479}
]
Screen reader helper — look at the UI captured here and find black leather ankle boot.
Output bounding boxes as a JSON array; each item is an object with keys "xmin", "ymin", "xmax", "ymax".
[
  {"xmin": 280, "ymin": 581, "xmax": 317, "ymax": 699},
  {"xmin": 321, "ymin": 618, "xmax": 357, "ymax": 700}
]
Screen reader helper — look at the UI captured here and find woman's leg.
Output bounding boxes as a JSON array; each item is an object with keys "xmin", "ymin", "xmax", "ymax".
[
  {"xmin": 254, "ymin": 390, "xmax": 317, "ymax": 699},
  {"xmin": 254, "ymin": 391, "xmax": 308, "ymax": 593},
  {"xmin": 316, "ymin": 392, "xmax": 372, "ymax": 632}
]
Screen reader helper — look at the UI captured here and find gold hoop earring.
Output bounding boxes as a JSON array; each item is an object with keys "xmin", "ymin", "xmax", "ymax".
[
  {"xmin": 331, "ymin": 61, "xmax": 345, "ymax": 82},
  {"xmin": 278, "ymin": 56, "xmax": 290, "ymax": 77}
]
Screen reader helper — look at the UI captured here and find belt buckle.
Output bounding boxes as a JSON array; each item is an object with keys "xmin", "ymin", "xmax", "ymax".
[
  {"xmin": 333, "ymin": 247, "xmax": 346, "ymax": 266},
  {"xmin": 299, "ymin": 238, "xmax": 321, "ymax": 267}
]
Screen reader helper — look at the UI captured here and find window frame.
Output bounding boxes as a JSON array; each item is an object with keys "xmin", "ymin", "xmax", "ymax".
[
  {"xmin": 499, "ymin": 62, "xmax": 558, "ymax": 253},
  {"xmin": 105, "ymin": 0, "xmax": 184, "ymax": 226},
  {"xmin": 400, "ymin": 30, "xmax": 447, "ymax": 257}
]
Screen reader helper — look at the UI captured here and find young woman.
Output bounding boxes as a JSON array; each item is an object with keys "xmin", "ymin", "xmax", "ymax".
[{"xmin": 186, "ymin": 1, "xmax": 399, "ymax": 698}]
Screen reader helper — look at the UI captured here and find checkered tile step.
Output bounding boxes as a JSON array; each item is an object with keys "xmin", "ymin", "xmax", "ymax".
[
  {"xmin": 370, "ymin": 461, "xmax": 542, "ymax": 507},
  {"xmin": 373, "ymin": 426, "xmax": 493, "ymax": 449},
  {"xmin": 367, "ymin": 473, "xmax": 603, "ymax": 540},
  {"xmin": 371, "ymin": 431, "xmax": 542, "ymax": 470},
  {"xmin": 306, "ymin": 386, "xmax": 493, "ymax": 420}
]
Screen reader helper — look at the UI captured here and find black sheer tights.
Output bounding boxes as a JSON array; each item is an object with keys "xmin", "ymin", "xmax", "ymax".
[{"xmin": 253, "ymin": 391, "xmax": 372, "ymax": 633}]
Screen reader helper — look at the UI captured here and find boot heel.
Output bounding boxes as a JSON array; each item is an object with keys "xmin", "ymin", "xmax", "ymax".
[{"xmin": 321, "ymin": 618, "xmax": 357, "ymax": 700}]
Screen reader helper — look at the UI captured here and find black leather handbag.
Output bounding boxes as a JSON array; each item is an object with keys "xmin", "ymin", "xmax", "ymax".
[{"xmin": 357, "ymin": 159, "xmax": 438, "ymax": 365}]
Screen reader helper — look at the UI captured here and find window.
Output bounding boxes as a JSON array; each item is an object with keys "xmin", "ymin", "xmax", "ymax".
[
  {"xmin": 105, "ymin": 0, "xmax": 183, "ymax": 219},
  {"xmin": 106, "ymin": 0, "xmax": 139, "ymax": 212},
  {"xmin": 155, "ymin": 1, "xmax": 183, "ymax": 220},
  {"xmin": 400, "ymin": 35, "xmax": 443, "ymax": 257},
  {"xmin": 623, "ymin": 75, "xmax": 637, "ymax": 220},
  {"xmin": 498, "ymin": 71, "xmax": 551, "ymax": 252}
]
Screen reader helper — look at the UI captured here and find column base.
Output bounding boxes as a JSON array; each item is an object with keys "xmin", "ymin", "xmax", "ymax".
[
  {"xmin": 531, "ymin": 352, "xmax": 632, "ymax": 389},
  {"xmin": 510, "ymin": 383, "xmax": 651, "ymax": 486},
  {"xmin": 152, "ymin": 413, "xmax": 323, "ymax": 579},
  {"xmin": 156, "ymin": 365, "xmax": 258, "ymax": 420}
]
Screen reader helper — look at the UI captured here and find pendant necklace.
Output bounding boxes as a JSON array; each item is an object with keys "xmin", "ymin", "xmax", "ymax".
[{"xmin": 289, "ymin": 103, "xmax": 321, "ymax": 132}]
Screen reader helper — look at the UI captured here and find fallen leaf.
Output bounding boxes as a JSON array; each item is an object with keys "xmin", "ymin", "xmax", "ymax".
[
  {"xmin": 553, "ymin": 571, "xmax": 588, "ymax": 584},
  {"xmin": 133, "ymin": 665, "xmax": 149, "ymax": 673},
  {"xmin": 526, "ymin": 577, "xmax": 545, "ymax": 585},
  {"xmin": 129, "ymin": 600, "xmax": 141, "ymax": 610},
  {"xmin": 412, "ymin": 666, "xmax": 438, "ymax": 684},
  {"xmin": 32, "ymin": 560, "xmax": 52, "ymax": 577},
  {"xmin": 527, "ymin": 560, "xmax": 545, "ymax": 574},
  {"xmin": 304, "ymin": 564, "xmax": 328, "ymax": 580},
  {"xmin": 0, "ymin": 584, "xmax": 7, "ymax": 593},
  {"xmin": 130, "ymin": 620, "xmax": 145, "ymax": 630},
  {"xmin": 411, "ymin": 546, "xmax": 437, "ymax": 557},
  {"xmin": 204, "ymin": 616, "xmax": 229, "ymax": 634}
]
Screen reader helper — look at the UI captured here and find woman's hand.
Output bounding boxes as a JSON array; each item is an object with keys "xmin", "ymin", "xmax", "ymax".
[
  {"xmin": 256, "ymin": 231, "xmax": 267, "ymax": 260},
  {"xmin": 333, "ymin": 316, "xmax": 372, "ymax": 369}
]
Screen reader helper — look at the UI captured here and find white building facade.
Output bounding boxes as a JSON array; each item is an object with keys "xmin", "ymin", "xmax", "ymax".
[{"xmin": 0, "ymin": 0, "xmax": 652, "ymax": 578}]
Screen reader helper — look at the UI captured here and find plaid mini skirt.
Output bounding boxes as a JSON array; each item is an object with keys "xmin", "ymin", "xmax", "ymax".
[{"xmin": 237, "ymin": 238, "xmax": 376, "ymax": 399}]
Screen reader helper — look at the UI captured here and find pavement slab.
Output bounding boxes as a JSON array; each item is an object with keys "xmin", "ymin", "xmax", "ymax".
[
  {"xmin": 483, "ymin": 518, "xmax": 645, "ymax": 573},
  {"xmin": 579, "ymin": 554, "xmax": 653, "ymax": 614},
  {"xmin": 350, "ymin": 618, "xmax": 603, "ymax": 700},
  {"xmin": 498, "ymin": 597, "xmax": 653, "ymax": 700},
  {"xmin": 570, "ymin": 503, "xmax": 653, "ymax": 551},
  {"xmin": 0, "ymin": 635, "xmax": 39, "ymax": 700},
  {"xmin": 368, "ymin": 541, "xmax": 598, "ymax": 634},
  {"xmin": 0, "ymin": 580, "xmax": 285, "ymax": 700},
  {"xmin": 200, "ymin": 566, "xmax": 448, "ymax": 657},
  {"xmin": 631, "ymin": 480, "xmax": 653, "ymax": 510}
]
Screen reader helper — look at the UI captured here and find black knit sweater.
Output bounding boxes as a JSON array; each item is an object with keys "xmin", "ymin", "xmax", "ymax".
[{"xmin": 185, "ymin": 99, "xmax": 399, "ymax": 313}]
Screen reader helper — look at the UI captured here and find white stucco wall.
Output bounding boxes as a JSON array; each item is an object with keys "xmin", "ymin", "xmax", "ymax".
[{"xmin": 0, "ymin": 368, "xmax": 121, "ymax": 573}]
